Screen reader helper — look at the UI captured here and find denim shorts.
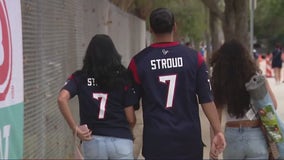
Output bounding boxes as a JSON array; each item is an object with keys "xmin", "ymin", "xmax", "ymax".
[
  {"xmin": 223, "ymin": 127, "xmax": 269, "ymax": 159},
  {"xmin": 81, "ymin": 135, "xmax": 134, "ymax": 159}
]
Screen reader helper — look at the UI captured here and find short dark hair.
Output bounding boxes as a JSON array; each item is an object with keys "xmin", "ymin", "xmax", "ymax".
[{"xmin": 150, "ymin": 8, "xmax": 175, "ymax": 34}]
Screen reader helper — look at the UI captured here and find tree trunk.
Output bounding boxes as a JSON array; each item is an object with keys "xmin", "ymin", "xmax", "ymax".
[
  {"xmin": 223, "ymin": 0, "xmax": 249, "ymax": 49},
  {"xmin": 201, "ymin": 0, "xmax": 223, "ymax": 62},
  {"xmin": 202, "ymin": 0, "xmax": 250, "ymax": 50},
  {"xmin": 209, "ymin": 11, "xmax": 223, "ymax": 53}
]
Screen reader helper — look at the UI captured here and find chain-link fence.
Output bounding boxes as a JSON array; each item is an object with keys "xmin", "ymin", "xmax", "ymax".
[{"xmin": 21, "ymin": 0, "xmax": 146, "ymax": 158}]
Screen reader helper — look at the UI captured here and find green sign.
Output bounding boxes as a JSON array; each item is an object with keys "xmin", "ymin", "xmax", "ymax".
[{"xmin": 0, "ymin": 103, "xmax": 23, "ymax": 159}]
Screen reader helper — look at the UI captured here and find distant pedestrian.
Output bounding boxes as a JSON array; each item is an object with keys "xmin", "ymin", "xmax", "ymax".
[
  {"xmin": 199, "ymin": 41, "xmax": 206, "ymax": 58},
  {"xmin": 210, "ymin": 39, "xmax": 278, "ymax": 159},
  {"xmin": 253, "ymin": 48, "xmax": 259, "ymax": 66},
  {"xmin": 271, "ymin": 43, "xmax": 282, "ymax": 84},
  {"xmin": 253, "ymin": 43, "xmax": 261, "ymax": 64},
  {"xmin": 185, "ymin": 41, "xmax": 193, "ymax": 48},
  {"xmin": 57, "ymin": 34, "xmax": 136, "ymax": 159},
  {"xmin": 128, "ymin": 8, "xmax": 226, "ymax": 160}
]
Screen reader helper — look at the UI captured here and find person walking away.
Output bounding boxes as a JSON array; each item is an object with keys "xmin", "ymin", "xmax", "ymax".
[
  {"xmin": 271, "ymin": 43, "xmax": 283, "ymax": 84},
  {"xmin": 128, "ymin": 8, "xmax": 226, "ymax": 160},
  {"xmin": 210, "ymin": 39, "xmax": 278, "ymax": 159},
  {"xmin": 57, "ymin": 34, "xmax": 137, "ymax": 159}
]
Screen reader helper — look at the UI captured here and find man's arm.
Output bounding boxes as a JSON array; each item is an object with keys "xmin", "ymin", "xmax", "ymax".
[
  {"xmin": 201, "ymin": 102, "xmax": 226, "ymax": 159},
  {"xmin": 201, "ymin": 102, "xmax": 222, "ymax": 134}
]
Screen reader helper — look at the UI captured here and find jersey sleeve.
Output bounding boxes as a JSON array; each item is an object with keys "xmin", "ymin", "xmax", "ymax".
[
  {"xmin": 196, "ymin": 54, "xmax": 213, "ymax": 104},
  {"xmin": 61, "ymin": 72, "xmax": 80, "ymax": 98},
  {"xmin": 128, "ymin": 58, "xmax": 142, "ymax": 110},
  {"xmin": 128, "ymin": 58, "xmax": 141, "ymax": 85},
  {"xmin": 123, "ymin": 84, "xmax": 139, "ymax": 108}
]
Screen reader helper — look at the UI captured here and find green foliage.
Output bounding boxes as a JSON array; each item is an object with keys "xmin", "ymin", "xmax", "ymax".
[
  {"xmin": 111, "ymin": 0, "xmax": 209, "ymax": 43},
  {"xmin": 172, "ymin": 1, "xmax": 207, "ymax": 42},
  {"xmin": 122, "ymin": 0, "xmax": 208, "ymax": 42},
  {"xmin": 254, "ymin": 0, "xmax": 284, "ymax": 50},
  {"xmin": 133, "ymin": 0, "xmax": 208, "ymax": 42}
]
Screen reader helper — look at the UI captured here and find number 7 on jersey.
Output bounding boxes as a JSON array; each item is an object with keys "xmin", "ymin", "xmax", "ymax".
[
  {"xmin": 93, "ymin": 93, "xmax": 108, "ymax": 119},
  {"xmin": 159, "ymin": 75, "xmax": 177, "ymax": 108}
]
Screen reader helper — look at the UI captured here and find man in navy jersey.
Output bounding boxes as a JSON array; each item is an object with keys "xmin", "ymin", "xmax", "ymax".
[{"xmin": 128, "ymin": 8, "xmax": 226, "ymax": 159}]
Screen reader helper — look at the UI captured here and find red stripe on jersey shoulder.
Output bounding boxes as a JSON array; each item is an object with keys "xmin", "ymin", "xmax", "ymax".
[
  {"xmin": 68, "ymin": 74, "xmax": 74, "ymax": 80},
  {"xmin": 197, "ymin": 52, "xmax": 204, "ymax": 67},
  {"xmin": 128, "ymin": 59, "xmax": 141, "ymax": 84},
  {"xmin": 124, "ymin": 84, "xmax": 130, "ymax": 91},
  {"xmin": 150, "ymin": 42, "xmax": 179, "ymax": 48}
]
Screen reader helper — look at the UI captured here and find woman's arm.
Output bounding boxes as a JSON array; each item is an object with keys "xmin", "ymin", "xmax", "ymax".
[
  {"xmin": 124, "ymin": 106, "xmax": 136, "ymax": 129},
  {"xmin": 57, "ymin": 89, "xmax": 92, "ymax": 140},
  {"xmin": 265, "ymin": 79, "xmax": 278, "ymax": 109},
  {"xmin": 57, "ymin": 89, "xmax": 77, "ymax": 131}
]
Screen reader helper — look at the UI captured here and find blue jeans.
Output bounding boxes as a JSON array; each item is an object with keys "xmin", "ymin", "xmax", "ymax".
[
  {"xmin": 81, "ymin": 135, "xmax": 134, "ymax": 159},
  {"xmin": 223, "ymin": 127, "xmax": 268, "ymax": 159}
]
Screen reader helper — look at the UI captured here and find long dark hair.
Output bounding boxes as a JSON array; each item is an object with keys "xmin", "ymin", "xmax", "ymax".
[
  {"xmin": 210, "ymin": 39, "xmax": 260, "ymax": 118},
  {"xmin": 81, "ymin": 34, "xmax": 130, "ymax": 91}
]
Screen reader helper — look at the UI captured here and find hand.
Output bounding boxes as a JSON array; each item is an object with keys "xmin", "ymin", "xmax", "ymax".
[
  {"xmin": 209, "ymin": 147, "xmax": 219, "ymax": 160},
  {"xmin": 75, "ymin": 124, "xmax": 92, "ymax": 141},
  {"xmin": 210, "ymin": 132, "xmax": 226, "ymax": 159}
]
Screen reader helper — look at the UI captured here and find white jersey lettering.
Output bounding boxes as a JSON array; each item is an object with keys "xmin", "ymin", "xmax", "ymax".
[{"xmin": 150, "ymin": 57, "xmax": 183, "ymax": 70}]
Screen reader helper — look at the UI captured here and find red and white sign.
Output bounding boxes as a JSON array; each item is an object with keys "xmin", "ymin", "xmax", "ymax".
[
  {"xmin": 0, "ymin": 0, "xmax": 22, "ymax": 108},
  {"xmin": 0, "ymin": 1, "xmax": 23, "ymax": 158},
  {"xmin": 0, "ymin": 0, "xmax": 12, "ymax": 101}
]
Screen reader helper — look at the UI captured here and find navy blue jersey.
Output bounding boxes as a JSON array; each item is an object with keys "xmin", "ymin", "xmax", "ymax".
[
  {"xmin": 128, "ymin": 42, "xmax": 213, "ymax": 159},
  {"xmin": 272, "ymin": 48, "xmax": 282, "ymax": 68},
  {"xmin": 62, "ymin": 71, "xmax": 136, "ymax": 140}
]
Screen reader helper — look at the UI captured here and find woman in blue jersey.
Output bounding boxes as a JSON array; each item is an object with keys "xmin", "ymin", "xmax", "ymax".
[
  {"xmin": 57, "ymin": 34, "xmax": 137, "ymax": 159},
  {"xmin": 210, "ymin": 39, "xmax": 277, "ymax": 159}
]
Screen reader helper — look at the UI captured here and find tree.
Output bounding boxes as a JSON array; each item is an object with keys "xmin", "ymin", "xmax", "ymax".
[
  {"xmin": 111, "ymin": 0, "xmax": 253, "ymax": 59},
  {"xmin": 254, "ymin": 0, "xmax": 284, "ymax": 50},
  {"xmin": 202, "ymin": 0, "xmax": 250, "ymax": 52},
  {"xmin": 110, "ymin": 0, "xmax": 208, "ymax": 44}
]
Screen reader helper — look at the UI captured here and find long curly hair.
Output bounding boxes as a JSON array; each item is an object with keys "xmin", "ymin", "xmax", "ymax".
[
  {"xmin": 210, "ymin": 39, "xmax": 260, "ymax": 118},
  {"xmin": 81, "ymin": 34, "xmax": 131, "ymax": 91}
]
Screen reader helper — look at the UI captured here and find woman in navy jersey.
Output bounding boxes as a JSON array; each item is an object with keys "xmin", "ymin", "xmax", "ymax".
[{"xmin": 57, "ymin": 34, "xmax": 137, "ymax": 159}]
